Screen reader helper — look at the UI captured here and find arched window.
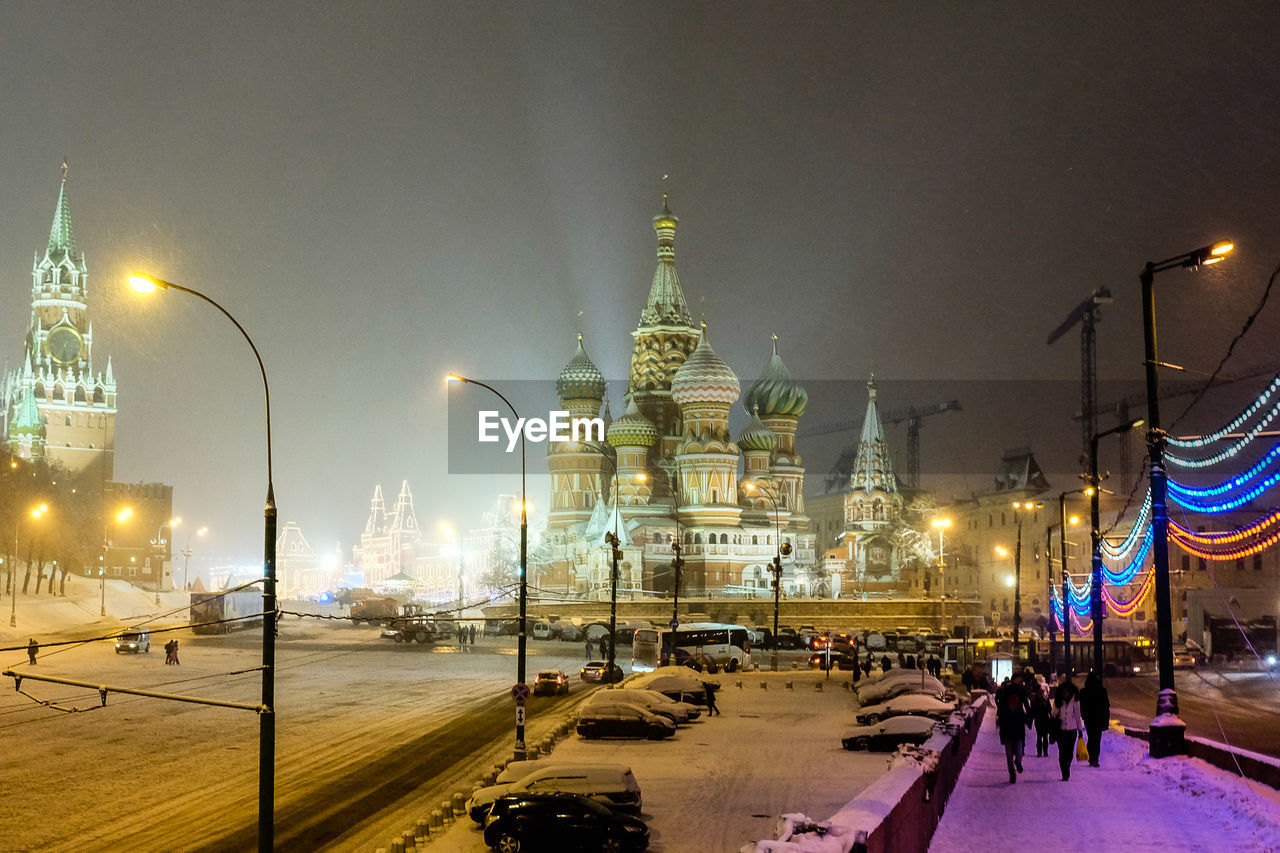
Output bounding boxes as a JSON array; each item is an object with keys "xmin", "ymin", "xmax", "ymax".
[
  {"xmin": 693, "ymin": 533, "xmax": 703, "ymax": 544},
  {"xmin": 752, "ymin": 535, "xmax": 758, "ymax": 545},
  {"xmin": 684, "ymin": 532, "xmax": 693, "ymax": 544},
  {"xmin": 74, "ymin": 386, "xmax": 86, "ymax": 403}
]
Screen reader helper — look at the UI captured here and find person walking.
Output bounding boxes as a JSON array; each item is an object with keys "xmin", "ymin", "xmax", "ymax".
[
  {"xmin": 1079, "ymin": 671, "xmax": 1110, "ymax": 767},
  {"xmin": 169, "ymin": 639, "xmax": 181, "ymax": 665},
  {"xmin": 585, "ymin": 637, "xmax": 593, "ymax": 660},
  {"xmin": 1029, "ymin": 678, "xmax": 1053, "ymax": 756},
  {"xmin": 1051, "ymin": 678, "xmax": 1084, "ymax": 780},
  {"xmin": 881, "ymin": 654, "xmax": 892, "ymax": 672},
  {"xmin": 704, "ymin": 682, "xmax": 721, "ymax": 716},
  {"xmin": 996, "ymin": 680, "xmax": 1029, "ymax": 783},
  {"xmin": 27, "ymin": 638, "xmax": 39, "ymax": 665},
  {"xmin": 469, "ymin": 624, "xmax": 477, "ymax": 644}
]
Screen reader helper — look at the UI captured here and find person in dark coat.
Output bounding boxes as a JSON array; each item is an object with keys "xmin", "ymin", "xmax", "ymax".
[
  {"xmin": 703, "ymin": 681, "xmax": 721, "ymax": 716},
  {"xmin": 1079, "ymin": 671, "xmax": 1110, "ymax": 767},
  {"xmin": 861, "ymin": 657, "xmax": 873, "ymax": 677},
  {"xmin": 469, "ymin": 624, "xmax": 477, "ymax": 644},
  {"xmin": 27, "ymin": 638, "xmax": 38, "ymax": 665},
  {"xmin": 880, "ymin": 654, "xmax": 892, "ymax": 672},
  {"xmin": 996, "ymin": 681, "xmax": 1029, "ymax": 783},
  {"xmin": 1029, "ymin": 679, "xmax": 1053, "ymax": 756}
]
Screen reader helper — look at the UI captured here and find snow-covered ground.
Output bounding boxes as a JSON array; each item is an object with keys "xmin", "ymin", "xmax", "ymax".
[
  {"xmin": 930, "ymin": 708, "xmax": 1280, "ymax": 852},
  {"xmin": 432, "ymin": 669, "xmax": 890, "ymax": 853}
]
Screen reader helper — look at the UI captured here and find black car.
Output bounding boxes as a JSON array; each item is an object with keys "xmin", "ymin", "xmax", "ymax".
[
  {"xmin": 533, "ymin": 669, "xmax": 569, "ymax": 696},
  {"xmin": 483, "ymin": 792, "xmax": 649, "ymax": 852},
  {"xmin": 840, "ymin": 715, "xmax": 939, "ymax": 751},
  {"xmin": 808, "ymin": 651, "xmax": 858, "ymax": 671}
]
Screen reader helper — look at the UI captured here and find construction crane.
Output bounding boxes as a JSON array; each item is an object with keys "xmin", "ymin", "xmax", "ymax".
[
  {"xmin": 1047, "ymin": 286, "xmax": 1112, "ymax": 467},
  {"xmin": 800, "ymin": 400, "xmax": 961, "ymax": 490}
]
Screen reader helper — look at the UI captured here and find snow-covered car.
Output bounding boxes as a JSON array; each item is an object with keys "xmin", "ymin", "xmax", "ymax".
[
  {"xmin": 585, "ymin": 688, "xmax": 699, "ymax": 723},
  {"xmin": 855, "ymin": 693, "xmax": 956, "ymax": 725},
  {"xmin": 114, "ymin": 630, "xmax": 150, "ymax": 654},
  {"xmin": 627, "ymin": 670, "xmax": 710, "ymax": 706},
  {"xmin": 580, "ymin": 660, "xmax": 624, "ymax": 683},
  {"xmin": 857, "ymin": 671, "xmax": 948, "ymax": 705},
  {"xmin": 841, "ymin": 715, "xmax": 940, "ymax": 751},
  {"xmin": 533, "ymin": 670, "xmax": 570, "ymax": 696},
  {"xmin": 483, "ymin": 793, "xmax": 649, "ymax": 853},
  {"xmin": 577, "ymin": 702, "xmax": 676, "ymax": 740},
  {"xmin": 465, "ymin": 763, "xmax": 641, "ymax": 822}
]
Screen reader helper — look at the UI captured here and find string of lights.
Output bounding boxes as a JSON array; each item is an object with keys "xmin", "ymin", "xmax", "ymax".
[
  {"xmin": 1167, "ymin": 375, "xmax": 1280, "ymax": 448},
  {"xmin": 1100, "ymin": 492, "xmax": 1152, "ymax": 559},
  {"xmin": 1165, "ymin": 408, "xmax": 1280, "ymax": 469}
]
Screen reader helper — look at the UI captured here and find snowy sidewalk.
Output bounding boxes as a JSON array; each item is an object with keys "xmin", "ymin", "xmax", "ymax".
[{"xmin": 930, "ymin": 709, "xmax": 1280, "ymax": 852}]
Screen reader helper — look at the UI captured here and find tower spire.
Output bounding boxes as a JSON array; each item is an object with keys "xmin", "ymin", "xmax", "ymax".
[
  {"xmin": 47, "ymin": 162, "xmax": 77, "ymax": 260},
  {"xmin": 639, "ymin": 195, "xmax": 695, "ymax": 328}
]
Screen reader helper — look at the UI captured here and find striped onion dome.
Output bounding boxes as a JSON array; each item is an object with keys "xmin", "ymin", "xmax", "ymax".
[
  {"xmin": 744, "ymin": 337, "xmax": 807, "ymax": 418},
  {"xmin": 556, "ymin": 335, "xmax": 606, "ymax": 401},
  {"xmin": 737, "ymin": 406, "xmax": 777, "ymax": 452},
  {"xmin": 671, "ymin": 329, "xmax": 740, "ymax": 406},
  {"xmin": 607, "ymin": 397, "xmax": 659, "ymax": 448}
]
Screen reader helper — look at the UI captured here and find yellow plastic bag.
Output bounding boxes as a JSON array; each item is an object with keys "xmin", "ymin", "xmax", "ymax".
[{"xmin": 1076, "ymin": 735, "xmax": 1089, "ymax": 763}]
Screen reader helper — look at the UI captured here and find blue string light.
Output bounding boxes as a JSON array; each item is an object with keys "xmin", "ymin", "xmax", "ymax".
[{"xmin": 1167, "ymin": 376, "xmax": 1280, "ymax": 449}]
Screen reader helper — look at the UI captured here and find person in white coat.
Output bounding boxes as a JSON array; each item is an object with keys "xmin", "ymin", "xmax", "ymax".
[{"xmin": 1051, "ymin": 679, "xmax": 1084, "ymax": 781}]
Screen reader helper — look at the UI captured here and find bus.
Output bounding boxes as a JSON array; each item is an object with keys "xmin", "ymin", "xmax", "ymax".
[
  {"xmin": 632, "ymin": 622, "xmax": 754, "ymax": 673},
  {"xmin": 1034, "ymin": 637, "xmax": 1156, "ymax": 677}
]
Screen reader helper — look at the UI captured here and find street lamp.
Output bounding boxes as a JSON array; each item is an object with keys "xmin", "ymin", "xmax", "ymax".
[
  {"xmin": 1010, "ymin": 501, "xmax": 1043, "ymax": 664},
  {"xmin": 11, "ymin": 505, "xmax": 47, "ymax": 627},
  {"xmin": 439, "ymin": 521, "xmax": 464, "ymax": 610},
  {"xmin": 1089, "ymin": 417, "xmax": 1145, "ymax": 676},
  {"xmin": 447, "ymin": 373, "xmax": 528, "ymax": 757},
  {"xmin": 153, "ymin": 517, "xmax": 181, "ymax": 604},
  {"xmin": 1137, "ymin": 240, "xmax": 1232, "ymax": 758},
  {"xmin": 102, "ymin": 507, "xmax": 133, "ymax": 617},
  {"xmin": 1052, "ymin": 493, "xmax": 1086, "ymax": 674},
  {"xmin": 181, "ymin": 526, "xmax": 208, "ymax": 591},
  {"xmin": 931, "ymin": 518, "xmax": 952, "ymax": 626},
  {"xmin": 742, "ymin": 481, "xmax": 792, "ymax": 672},
  {"xmin": 131, "ymin": 271, "xmax": 277, "ymax": 850}
]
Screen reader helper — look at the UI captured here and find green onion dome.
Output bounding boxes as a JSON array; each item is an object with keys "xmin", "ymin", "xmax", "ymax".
[
  {"xmin": 607, "ymin": 397, "xmax": 659, "ymax": 448},
  {"xmin": 671, "ymin": 329, "xmax": 740, "ymax": 406},
  {"xmin": 744, "ymin": 337, "xmax": 807, "ymax": 418},
  {"xmin": 737, "ymin": 406, "xmax": 777, "ymax": 452},
  {"xmin": 556, "ymin": 335, "xmax": 606, "ymax": 401}
]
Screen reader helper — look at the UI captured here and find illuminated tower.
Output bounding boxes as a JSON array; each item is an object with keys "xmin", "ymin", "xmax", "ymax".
[
  {"xmin": 743, "ymin": 337, "xmax": 809, "ymax": 527},
  {"xmin": 548, "ymin": 335, "xmax": 609, "ymax": 529},
  {"xmin": 3, "ymin": 167, "xmax": 116, "ymax": 483},
  {"xmin": 670, "ymin": 329, "xmax": 743, "ymax": 527},
  {"xmin": 627, "ymin": 197, "xmax": 702, "ymax": 468}
]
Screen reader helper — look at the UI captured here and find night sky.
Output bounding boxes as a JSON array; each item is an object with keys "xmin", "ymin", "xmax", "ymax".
[{"xmin": 3, "ymin": 3, "xmax": 1280, "ymax": 566}]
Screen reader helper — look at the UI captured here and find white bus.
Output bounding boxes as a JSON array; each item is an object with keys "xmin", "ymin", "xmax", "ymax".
[{"xmin": 632, "ymin": 622, "xmax": 754, "ymax": 673}]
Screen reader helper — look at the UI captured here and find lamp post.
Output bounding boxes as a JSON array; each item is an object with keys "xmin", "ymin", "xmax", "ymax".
[
  {"xmin": 1010, "ymin": 501, "xmax": 1043, "ymax": 664},
  {"xmin": 447, "ymin": 374, "xmax": 528, "ymax": 756},
  {"xmin": 932, "ymin": 518, "xmax": 951, "ymax": 628},
  {"xmin": 11, "ymin": 505, "xmax": 46, "ymax": 627},
  {"xmin": 1055, "ymin": 492, "xmax": 1085, "ymax": 675},
  {"xmin": 130, "ymin": 272, "xmax": 276, "ymax": 850},
  {"xmin": 742, "ymin": 481, "xmax": 791, "ymax": 672},
  {"xmin": 1136, "ymin": 240, "xmax": 1233, "ymax": 757},
  {"xmin": 102, "ymin": 507, "xmax": 133, "ymax": 617},
  {"xmin": 1089, "ymin": 418, "xmax": 1145, "ymax": 676},
  {"xmin": 181, "ymin": 526, "xmax": 208, "ymax": 591},
  {"xmin": 153, "ymin": 517, "xmax": 181, "ymax": 604}
]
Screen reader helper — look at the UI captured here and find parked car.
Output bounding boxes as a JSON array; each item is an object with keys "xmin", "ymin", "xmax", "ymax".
[
  {"xmin": 559, "ymin": 623, "xmax": 584, "ymax": 642},
  {"xmin": 581, "ymin": 660, "xmax": 624, "ymax": 684},
  {"xmin": 533, "ymin": 669, "xmax": 570, "ymax": 696},
  {"xmin": 466, "ymin": 763, "xmax": 642, "ymax": 823},
  {"xmin": 627, "ymin": 670, "xmax": 710, "ymax": 706},
  {"xmin": 483, "ymin": 792, "xmax": 650, "ymax": 852},
  {"xmin": 532, "ymin": 621, "xmax": 553, "ymax": 641},
  {"xmin": 115, "ymin": 630, "xmax": 150, "ymax": 654},
  {"xmin": 775, "ymin": 627, "xmax": 801, "ymax": 650},
  {"xmin": 577, "ymin": 702, "xmax": 676, "ymax": 740},
  {"xmin": 585, "ymin": 688, "xmax": 699, "ymax": 723},
  {"xmin": 842, "ymin": 715, "xmax": 940, "ymax": 751},
  {"xmin": 855, "ymin": 694, "xmax": 956, "ymax": 725},
  {"xmin": 856, "ymin": 670, "xmax": 948, "ymax": 705},
  {"xmin": 808, "ymin": 651, "xmax": 858, "ymax": 671}
]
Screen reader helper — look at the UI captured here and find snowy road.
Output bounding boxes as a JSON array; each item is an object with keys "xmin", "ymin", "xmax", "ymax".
[
  {"xmin": 0, "ymin": 615, "xmax": 597, "ymax": 852},
  {"xmin": 1107, "ymin": 669, "xmax": 1280, "ymax": 756}
]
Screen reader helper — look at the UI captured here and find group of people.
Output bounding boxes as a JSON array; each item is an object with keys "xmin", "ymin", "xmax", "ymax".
[
  {"xmin": 164, "ymin": 639, "xmax": 181, "ymax": 665},
  {"xmin": 995, "ymin": 668, "xmax": 1111, "ymax": 784},
  {"xmin": 456, "ymin": 624, "xmax": 479, "ymax": 646}
]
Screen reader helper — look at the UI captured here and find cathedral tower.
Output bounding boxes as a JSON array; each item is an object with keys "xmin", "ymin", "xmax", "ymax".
[
  {"xmin": 743, "ymin": 336, "xmax": 809, "ymax": 526},
  {"xmin": 4, "ymin": 168, "xmax": 117, "ymax": 484},
  {"xmin": 627, "ymin": 197, "xmax": 702, "ymax": 467},
  {"xmin": 670, "ymin": 329, "xmax": 743, "ymax": 527},
  {"xmin": 548, "ymin": 336, "xmax": 609, "ymax": 528}
]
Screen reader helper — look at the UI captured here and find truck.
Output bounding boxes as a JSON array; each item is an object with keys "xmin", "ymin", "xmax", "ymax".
[{"xmin": 349, "ymin": 595, "xmax": 400, "ymax": 625}]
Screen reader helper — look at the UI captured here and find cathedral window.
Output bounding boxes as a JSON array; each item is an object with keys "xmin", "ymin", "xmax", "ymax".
[
  {"xmin": 752, "ymin": 535, "xmax": 758, "ymax": 545},
  {"xmin": 693, "ymin": 533, "xmax": 702, "ymax": 544},
  {"xmin": 720, "ymin": 533, "xmax": 728, "ymax": 545}
]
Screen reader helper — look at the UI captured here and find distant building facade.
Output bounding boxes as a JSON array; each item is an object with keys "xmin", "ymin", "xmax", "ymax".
[{"xmin": 352, "ymin": 481, "xmax": 424, "ymax": 585}]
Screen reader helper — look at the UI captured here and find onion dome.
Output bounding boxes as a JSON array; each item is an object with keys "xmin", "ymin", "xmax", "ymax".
[
  {"xmin": 607, "ymin": 397, "xmax": 659, "ymax": 448},
  {"xmin": 737, "ymin": 406, "xmax": 777, "ymax": 452},
  {"xmin": 744, "ymin": 336, "xmax": 807, "ymax": 418},
  {"xmin": 556, "ymin": 335, "xmax": 606, "ymax": 401},
  {"xmin": 671, "ymin": 328, "xmax": 740, "ymax": 406}
]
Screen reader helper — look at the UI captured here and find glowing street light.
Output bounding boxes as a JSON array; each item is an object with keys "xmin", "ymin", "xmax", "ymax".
[
  {"xmin": 742, "ymin": 481, "xmax": 792, "ymax": 672},
  {"xmin": 132, "ymin": 270, "xmax": 277, "ymax": 850}
]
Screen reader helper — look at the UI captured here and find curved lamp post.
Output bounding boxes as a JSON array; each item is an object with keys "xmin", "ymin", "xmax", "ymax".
[
  {"xmin": 741, "ymin": 481, "xmax": 791, "ymax": 672},
  {"xmin": 130, "ymin": 272, "xmax": 276, "ymax": 852},
  {"xmin": 1053, "ymin": 492, "xmax": 1086, "ymax": 674},
  {"xmin": 1137, "ymin": 240, "xmax": 1232, "ymax": 757},
  {"xmin": 102, "ymin": 507, "xmax": 133, "ymax": 617},
  {"xmin": 1089, "ymin": 417, "xmax": 1144, "ymax": 676},
  {"xmin": 152, "ymin": 517, "xmax": 181, "ymax": 604},
  {"xmin": 932, "ymin": 517, "xmax": 952, "ymax": 626},
  {"xmin": 447, "ymin": 374, "xmax": 528, "ymax": 757},
  {"xmin": 11, "ymin": 505, "xmax": 46, "ymax": 627},
  {"xmin": 181, "ymin": 526, "xmax": 208, "ymax": 591},
  {"xmin": 1010, "ymin": 501, "xmax": 1043, "ymax": 663}
]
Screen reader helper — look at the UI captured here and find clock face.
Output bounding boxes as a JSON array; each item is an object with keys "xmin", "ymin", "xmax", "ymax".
[{"xmin": 47, "ymin": 326, "xmax": 82, "ymax": 364}]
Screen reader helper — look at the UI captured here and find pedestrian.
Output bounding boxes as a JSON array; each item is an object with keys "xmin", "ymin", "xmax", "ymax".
[
  {"xmin": 1051, "ymin": 679, "xmax": 1084, "ymax": 780},
  {"xmin": 469, "ymin": 624, "xmax": 477, "ymax": 644},
  {"xmin": 598, "ymin": 636, "xmax": 608, "ymax": 660},
  {"xmin": 961, "ymin": 665, "xmax": 974, "ymax": 692},
  {"xmin": 27, "ymin": 638, "xmax": 38, "ymax": 665},
  {"xmin": 1079, "ymin": 671, "xmax": 1110, "ymax": 767},
  {"xmin": 170, "ymin": 639, "xmax": 181, "ymax": 665},
  {"xmin": 897, "ymin": 651, "xmax": 906, "ymax": 668},
  {"xmin": 996, "ymin": 680, "xmax": 1028, "ymax": 783},
  {"xmin": 861, "ymin": 657, "xmax": 872, "ymax": 678},
  {"xmin": 1029, "ymin": 679, "xmax": 1053, "ymax": 756},
  {"xmin": 851, "ymin": 659, "xmax": 861, "ymax": 685},
  {"xmin": 905, "ymin": 653, "xmax": 916, "ymax": 670},
  {"xmin": 704, "ymin": 682, "xmax": 721, "ymax": 716},
  {"xmin": 585, "ymin": 638, "xmax": 593, "ymax": 660},
  {"xmin": 881, "ymin": 654, "xmax": 891, "ymax": 672},
  {"xmin": 164, "ymin": 639, "xmax": 174, "ymax": 664}
]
